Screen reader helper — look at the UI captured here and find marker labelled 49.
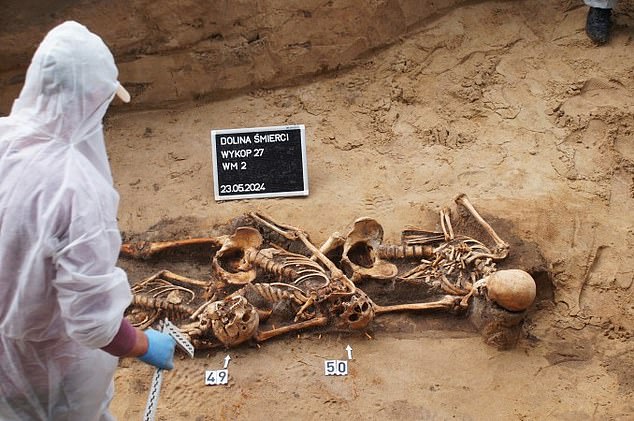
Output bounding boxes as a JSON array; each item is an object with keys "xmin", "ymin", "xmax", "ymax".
[
  {"xmin": 205, "ymin": 369, "xmax": 229, "ymax": 386},
  {"xmin": 324, "ymin": 360, "xmax": 348, "ymax": 376}
]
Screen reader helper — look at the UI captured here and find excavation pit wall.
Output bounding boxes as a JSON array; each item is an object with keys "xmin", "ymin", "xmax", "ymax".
[{"xmin": 0, "ymin": 0, "xmax": 469, "ymax": 114}]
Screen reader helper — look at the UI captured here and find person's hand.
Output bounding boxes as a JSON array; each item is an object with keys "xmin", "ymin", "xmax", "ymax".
[{"xmin": 138, "ymin": 329, "xmax": 176, "ymax": 370}]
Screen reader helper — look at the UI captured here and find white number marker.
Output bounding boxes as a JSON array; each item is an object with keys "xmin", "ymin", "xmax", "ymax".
[
  {"xmin": 205, "ymin": 369, "xmax": 229, "ymax": 386},
  {"xmin": 324, "ymin": 360, "xmax": 348, "ymax": 376}
]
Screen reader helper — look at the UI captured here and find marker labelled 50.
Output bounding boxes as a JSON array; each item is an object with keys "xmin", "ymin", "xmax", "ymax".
[{"xmin": 324, "ymin": 360, "xmax": 348, "ymax": 376}]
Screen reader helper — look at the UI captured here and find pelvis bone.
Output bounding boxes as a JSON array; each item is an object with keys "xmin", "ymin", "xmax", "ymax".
[
  {"xmin": 336, "ymin": 218, "xmax": 398, "ymax": 283},
  {"xmin": 212, "ymin": 227, "xmax": 263, "ymax": 285}
]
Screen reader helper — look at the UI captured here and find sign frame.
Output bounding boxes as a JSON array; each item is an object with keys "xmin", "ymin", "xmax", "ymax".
[{"xmin": 211, "ymin": 124, "xmax": 309, "ymax": 201}]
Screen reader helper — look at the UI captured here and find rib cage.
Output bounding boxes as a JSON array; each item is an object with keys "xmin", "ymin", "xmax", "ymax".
[
  {"xmin": 398, "ymin": 237, "xmax": 497, "ymax": 292},
  {"xmin": 245, "ymin": 248, "xmax": 330, "ymax": 288}
]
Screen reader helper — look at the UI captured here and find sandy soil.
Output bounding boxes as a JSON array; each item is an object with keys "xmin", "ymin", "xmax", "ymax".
[{"xmin": 106, "ymin": 1, "xmax": 633, "ymax": 420}]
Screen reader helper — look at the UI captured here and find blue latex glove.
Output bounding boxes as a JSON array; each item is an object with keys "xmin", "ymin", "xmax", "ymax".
[{"xmin": 138, "ymin": 329, "xmax": 176, "ymax": 370}]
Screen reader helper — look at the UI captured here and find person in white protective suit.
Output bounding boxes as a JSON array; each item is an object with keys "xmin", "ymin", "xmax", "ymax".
[
  {"xmin": 584, "ymin": 0, "xmax": 618, "ymax": 44},
  {"xmin": 0, "ymin": 21, "xmax": 176, "ymax": 420}
]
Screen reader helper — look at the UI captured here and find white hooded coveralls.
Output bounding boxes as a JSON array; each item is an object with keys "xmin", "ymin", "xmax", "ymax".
[{"xmin": 0, "ymin": 21, "xmax": 132, "ymax": 420}]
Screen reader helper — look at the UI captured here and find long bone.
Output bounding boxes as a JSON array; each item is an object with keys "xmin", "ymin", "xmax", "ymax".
[
  {"xmin": 121, "ymin": 237, "xmax": 225, "ymax": 260},
  {"xmin": 220, "ymin": 294, "xmax": 459, "ymax": 344},
  {"xmin": 132, "ymin": 272, "xmax": 202, "ymax": 295},
  {"xmin": 255, "ymin": 316, "xmax": 330, "ymax": 342},
  {"xmin": 373, "ymin": 294, "xmax": 459, "ymax": 315},
  {"xmin": 454, "ymin": 194, "xmax": 509, "ymax": 259},
  {"xmin": 312, "ymin": 231, "xmax": 345, "ymax": 262},
  {"xmin": 133, "ymin": 269, "xmax": 211, "ymax": 290},
  {"xmin": 249, "ymin": 291, "xmax": 458, "ymax": 338},
  {"xmin": 440, "ymin": 207, "xmax": 454, "ymax": 241}
]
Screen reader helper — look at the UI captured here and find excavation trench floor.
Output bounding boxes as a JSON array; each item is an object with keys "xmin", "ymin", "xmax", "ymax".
[{"xmin": 108, "ymin": 1, "xmax": 634, "ymax": 419}]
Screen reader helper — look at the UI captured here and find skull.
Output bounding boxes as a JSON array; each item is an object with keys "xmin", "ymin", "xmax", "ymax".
[
  {"xmin": 341, "ymin": 218, "xmax": 398, "ymax": 282},
  {"xmin": 474, "ymin": 269, "xmax": 536, "ymax": 312},
  {"xmin": 212, "ymin": 227, "xmax": 263, "ymax": 285},
  {"xmin": 331, "ymin": 290, "xmax": 375, "ymax": 331},
  {"xmin": 195, "ymin": 296, "xmax": 259, "ymax": 347}
]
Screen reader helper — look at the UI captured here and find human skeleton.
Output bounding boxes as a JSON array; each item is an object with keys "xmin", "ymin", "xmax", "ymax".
[{"xmin": 121, "ymin": 195, "xmax": 536, "ymax": 350}]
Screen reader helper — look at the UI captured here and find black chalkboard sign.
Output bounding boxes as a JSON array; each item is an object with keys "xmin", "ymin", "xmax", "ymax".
[{"xmin": 211, "ymin": 125, "xmax": 309, "ymax": 200}]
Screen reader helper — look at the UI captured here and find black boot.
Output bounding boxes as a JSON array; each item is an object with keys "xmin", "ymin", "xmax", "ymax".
[{"xmin": 586, "ymin": 7, "xmax": 612, "ymax": 44}]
